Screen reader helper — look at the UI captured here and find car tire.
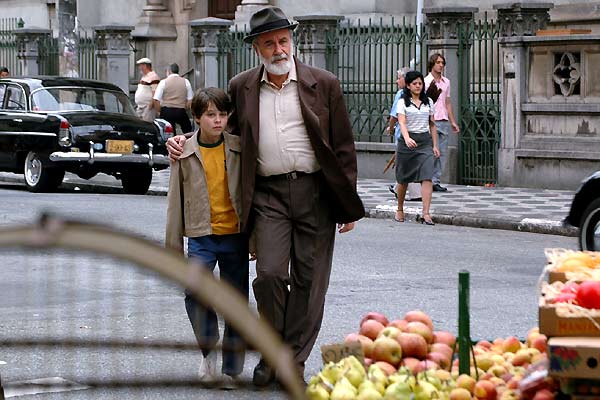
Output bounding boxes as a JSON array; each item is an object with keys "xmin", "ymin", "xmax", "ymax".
[
  {"xmin": 579, "ymin": 198, "xmax": 600, "ymax": 251},
  {"xmin": 121, "ymin": 168, "xmax": 153, "ymax": 195},
  {"xmin": 23, "ymin": 151, "xmax": 65, "ymax": 193}
]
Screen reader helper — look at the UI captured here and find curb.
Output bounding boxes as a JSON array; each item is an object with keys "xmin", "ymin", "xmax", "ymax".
[{"xmin": 0, "ymin": 176, "xmax": 576, "ymax": 237}]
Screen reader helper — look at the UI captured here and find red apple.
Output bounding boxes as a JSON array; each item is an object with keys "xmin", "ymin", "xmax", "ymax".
[
  {"xmin": 532, "ymin": 389, "xmax": 554, "ymax": 400},
  {"xmin": 415, "ymin": 359, "xmax": 439, "ymax": 373},
  {"xmin": 359, "ymin": 319, "xmax": 385, "ymax": 340},
  {"xmin": 402, "ymin": 357, "xmax": 420, "ymax": 374},
  {"xmin": 344, "ymin": 333, "xmax": 375, "ymax": 359},
  {"xmin": 360, "ymin": 312, "xmax": 389, "ymax": 327},
  {"xmin": 450, "ymin": 388, "xmax": 473, "ymax": 400},
  {"xmin": 363, "ymin": 357, "xmax": 373, "ymax": 368},
  {"xmin": 388, "ymin": 319, "xmax": 408, "ymax": 331},
  {"xmin": 398, "ymin": 332, "xmax": 428, "ymax": 360},
  {"xmin": 404, "ymin": 310, "xmax": 433, "ymax": 330},
  {"xmin": 456, "ymin": 374, "xmax": 476, "ymax": 393},
  {"xmin": 374, "ymin": 360, "xmax": 396, "ymax": 376},
  {"xmin": 406, "ymin": 321, "xmax": 434, "ymax": 343},
  {"xmin": 531, "ymin": 335, "xmax": 548, "ymax": 354},
  {"xmin": 372, "ymin": 336, "xmax": 403, "ymax": 366},
  {"xmin": 430, "ymin": 342, "xmax": 454, "ymax": 360},
  {"xmin": 427, "ymin": 351, "xmax": 450, "ymax": 369},
  {"xmin": 433, "ymin": 331, "xmax": 457, "ymax": 347},
  {"xmin": 502, "ymin": 336, "xmax": 521, "ymax": 353},
  {"xmin": 474, "ymin": 380, "xmax": 497, "ymax": 400}
]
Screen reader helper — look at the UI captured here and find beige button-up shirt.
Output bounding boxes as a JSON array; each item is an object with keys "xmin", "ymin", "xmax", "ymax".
[{"xmin": 257, "ymin": 58, "xmax": 320, "ymax": 177}]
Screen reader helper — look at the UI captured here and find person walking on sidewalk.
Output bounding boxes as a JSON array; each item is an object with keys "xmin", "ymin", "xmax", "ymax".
[
  {"xmin": 424, "ymin": 53, "xmax": 460, "ymax": 192},
  {"xmin": 134, "ymin": 58, "xmax": 160, "ymax": 122},
  {"xmin": 165, "ymin": 87, "xmax": 248, "ymax": 390},
  {"xmin": 165, "ymin": 6, "xmax": 364, "ymax": 385},
  {"xmin": 153, "ymin": 63, "xmax": 194, "ymax": 134},
  {"xmin": 387, "ymin": 67, "xmax": 422, "ymax": 211},
  {"xmin": 395, "ymin": 70, "xmax": 440, "ymax": 225}
]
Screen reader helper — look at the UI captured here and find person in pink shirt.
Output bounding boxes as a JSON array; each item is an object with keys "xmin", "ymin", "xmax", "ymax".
[{"xmin": 424, "ymin": 53, "xmax": 460, "ymax": 192}]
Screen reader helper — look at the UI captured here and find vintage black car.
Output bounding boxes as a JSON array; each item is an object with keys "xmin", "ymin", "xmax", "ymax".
[
  {"xmin": 0, "ymin": 77, "xmax": 173, "ymax": 194},
  {"xmin": 566, "ymin": 171, "xmax": 600, "ymax": 251}
]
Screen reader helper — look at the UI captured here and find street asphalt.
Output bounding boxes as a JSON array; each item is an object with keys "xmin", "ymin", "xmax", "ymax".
[
  {"xmin": 0, "ymin": 185, "xmax": 576, "ymax": 399},
  {"xmin": 0, "ymin": 170, "xmax": 578, "ymax": 236}
]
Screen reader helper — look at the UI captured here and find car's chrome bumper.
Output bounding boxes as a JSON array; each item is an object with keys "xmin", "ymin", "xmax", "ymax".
[{"xmin": 50, "ymin": 142, "xmax": 169, "ymax": 167}]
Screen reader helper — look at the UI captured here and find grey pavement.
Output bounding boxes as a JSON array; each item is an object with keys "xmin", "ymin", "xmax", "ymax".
[
  {"xmin": 0, "ymin": 170, "xmax": 577, "ymax": 236},
  {"xmin": 0, "ymin": 188, "xmax": 576, "ymax": 399}
]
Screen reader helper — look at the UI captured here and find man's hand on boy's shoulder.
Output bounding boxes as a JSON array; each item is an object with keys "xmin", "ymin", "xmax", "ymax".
[{"xmin": 167, "ymin": 135, "xmax": 187, "ymax": 163}]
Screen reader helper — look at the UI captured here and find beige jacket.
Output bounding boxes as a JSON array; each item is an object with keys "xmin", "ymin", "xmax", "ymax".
[{"xmin": 165, "ymin": 131, "xmax": 242, "ymax": 252}]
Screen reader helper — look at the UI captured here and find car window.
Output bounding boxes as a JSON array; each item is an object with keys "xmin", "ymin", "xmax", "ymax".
[
  {"xmin": 31, "ymin": 87, "xmax": 136, "ymax": 116},
  {"xmin": 0, "ymin": 84, "xmax": 6, "ymax": 109},
  {"xmin": 5, "ymin": 84, "xmax": 25, "ymax": 110}
]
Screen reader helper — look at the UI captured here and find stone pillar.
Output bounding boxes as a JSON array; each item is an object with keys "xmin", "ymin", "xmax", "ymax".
[
  {"xmin": 494, "ymin": 2, "xmax": 554, "ymax": 37},
  {"xmin": 94, "ymin": 26, "xmax": 134, "ymax": 94},
  {"xmin": 294, "ymin": 15, "xmax": 342, "ymax": 73},
  {"xmin": 495, "ymin": 3, "xmax": 553, "ymax": 187},
  {"xmin": 234, "ymin": 0, "xmax": 270, "ymax": 30},
  {"xmin": 14, "ymin": 28, "xmax": 52, "ymax": 76},
  {"xmin": 133, "ymin": 0, "xmax": 177, "ymax": 39},
  {"xmin": 424, "ymin": 7, "xmax": 478, "ymax": 184},
  {"xmin": 189, "ymin": 18, "xmax": 233, "ymax": 90}
]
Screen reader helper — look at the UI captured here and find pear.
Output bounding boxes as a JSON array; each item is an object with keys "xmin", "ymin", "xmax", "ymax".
[
  {"xmin": 358, "ymin": 380, "xmax": 377, "ymax": 393},
  {"xmin": 307, "ymin": 383, "xmax": 331, "ymax": 400},
  {"xmin": 331, "ymin": 377, "xmax": 358, "ymax": 400},
  {"xmin": 383, "ymin": 381, "xmax": 412, "ymax": 400},
  {"xmin": 357, "ymin": 387, "xmax": 383, "ymax": 400},
  {"xmin": 412, "ymin": 381, "xmax": 439, "ymax": 400},
  {"xmin": 343, "ymin": 356, "xmax": 367, "ymax": 388},
  {"xmin": 322, "ymin": 361, "xmax": 344, "ymax": 384},
  {"xmin": 367, "ymin": 364, "xmax": 388, "ymax": 395}
]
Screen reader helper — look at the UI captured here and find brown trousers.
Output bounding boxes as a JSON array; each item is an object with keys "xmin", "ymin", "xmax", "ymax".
[{"xmin": 252, "ymin": 172, "xmax": 336, "ymax": 366}]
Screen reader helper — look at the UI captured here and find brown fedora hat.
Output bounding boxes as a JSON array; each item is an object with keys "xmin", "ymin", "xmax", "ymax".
[{"xmin": 243, "ymin": 7, "xmax": 298, "ymax": 43}]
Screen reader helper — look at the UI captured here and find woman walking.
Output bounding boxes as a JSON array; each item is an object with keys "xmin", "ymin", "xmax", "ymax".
[{"xmin": 394, "ymin": 70, "xmax": 440, "ymax": 225}]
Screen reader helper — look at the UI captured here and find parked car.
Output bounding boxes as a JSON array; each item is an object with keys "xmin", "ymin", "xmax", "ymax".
[
  {"xmin": 566, "ymin": 171, "xmax": 600, "ymax": 251},
  {"xmin": 0, "ymin": 77, "xmax": 173, "ymax": 194}
]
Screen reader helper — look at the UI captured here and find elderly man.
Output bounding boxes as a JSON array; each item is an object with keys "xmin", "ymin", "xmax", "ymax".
[
  {"xmin": 167, "ymin": 6, "xmax": 364, "ymax": 385},
  {"xmin": 134, "ymin": 58, "xmax": 160, "ymax": 122}
]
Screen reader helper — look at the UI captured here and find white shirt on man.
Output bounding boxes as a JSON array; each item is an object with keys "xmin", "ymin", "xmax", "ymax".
[
  {"xmin": 257, "ymin": 57, "xmax": 320, "ymax": 177},
  {"xmin": 153, "ymin": 74, "xmax": 193, "ymax": 108}
]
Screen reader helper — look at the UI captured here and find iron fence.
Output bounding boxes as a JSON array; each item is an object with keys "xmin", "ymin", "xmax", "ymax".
[
  {"xmin": 77, "ymin": 30, "xmax": 97, "ymax": 80},
  {"xmin": 327, "ymin": 18, "xmax": 429, "ymax": 142},
  {"xmin": 217, "ymin": 26, "xmax": 259, "ymax": 90},
  {"xmin": 0, "ymin": 18, "xmax": 21, "ymax": 76},
  {"xmin": 457, "ymin": 14, "xmax": 501, "ymax": 185}
]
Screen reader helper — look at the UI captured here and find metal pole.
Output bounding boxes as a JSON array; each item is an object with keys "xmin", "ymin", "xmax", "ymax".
[{"xmin": 458, "ymin": 270, "xmax": 471, "ymax": 375}]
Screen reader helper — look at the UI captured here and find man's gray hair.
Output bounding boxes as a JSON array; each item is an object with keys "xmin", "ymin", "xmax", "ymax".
[{"xmin": 397, "ymin": 67, "xmax": 411, "ymax": 78}]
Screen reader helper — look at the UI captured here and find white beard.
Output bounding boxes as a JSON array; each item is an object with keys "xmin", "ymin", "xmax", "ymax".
[{"xmin": 260, "ymin": 42, "xmax": 294, "ymax": 76}]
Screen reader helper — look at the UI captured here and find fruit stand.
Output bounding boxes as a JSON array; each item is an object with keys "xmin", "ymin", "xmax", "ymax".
[{"xmin": 306, "ymin": 250, "xmax": 600, "ymax": 400}]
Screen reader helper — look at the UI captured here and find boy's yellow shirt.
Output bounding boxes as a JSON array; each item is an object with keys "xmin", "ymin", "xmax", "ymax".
[{"xmin": 198, "ymin": 136, "xmax": 239, "ymax": 235}]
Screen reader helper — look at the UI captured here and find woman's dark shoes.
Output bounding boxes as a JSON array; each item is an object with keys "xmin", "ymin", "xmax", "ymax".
[
  {"xmin": 388, "ymin": 184, "xmax": 397, "ymax": 199},
  {"xmin": 417, "ymin": 214, "xmax": 435, "ymax": 226},
  {"xmin": 253, "ymin": 359, "xmax": 275, "ymax": 387},
  {"xmin": 433, "ymin": 184, "xmax": 448, "ymax": 192}
]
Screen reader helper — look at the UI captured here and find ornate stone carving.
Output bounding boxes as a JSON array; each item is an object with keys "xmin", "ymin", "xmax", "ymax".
[
  {"xmin": 94, "ymin": 26, "xmax": 134, "ymax": 52},
  {"xmin": 494, "ymin": 3, "xmax": 553, "ymax": 37},
  {"xmin": 553, "ymin": 52, "xmax": 581, "ymax": 97},
  {"xmin": 189, "ymin": 18, "xmax": 233, "ymax": 49},
  {"xmin": 424, "ymin": 7, "xmax": 478, "ymax": 40}
]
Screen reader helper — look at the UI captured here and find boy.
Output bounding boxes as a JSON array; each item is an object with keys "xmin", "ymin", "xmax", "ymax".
[{"xmin": 166, "ymin": 87, "xmax": 247, "ymax": 389}]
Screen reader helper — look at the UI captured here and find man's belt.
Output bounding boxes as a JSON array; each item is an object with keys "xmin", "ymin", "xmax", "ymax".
[{"xmin": 257, "ymin": 171, "xmax": 318, "ymax": 181}]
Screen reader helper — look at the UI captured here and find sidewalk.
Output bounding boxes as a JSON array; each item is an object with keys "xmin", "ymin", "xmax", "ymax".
[{"xmin": 0, "ymin": 170, "xmax": 577, "ymax": 236}]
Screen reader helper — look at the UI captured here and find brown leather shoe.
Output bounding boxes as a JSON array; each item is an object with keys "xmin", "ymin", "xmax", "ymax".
[{"xmin": 253, "ymin": 359, "xmax": 275, "ymax": 387}]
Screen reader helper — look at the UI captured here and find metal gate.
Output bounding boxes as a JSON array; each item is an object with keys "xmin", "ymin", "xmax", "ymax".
[
  {"xmin": 457, "ymin": 14, "xmax": 501, "ymax": 185},
  {"xmin": 0, "ymin": 18, "xmax": 22, "ymax": 76}
]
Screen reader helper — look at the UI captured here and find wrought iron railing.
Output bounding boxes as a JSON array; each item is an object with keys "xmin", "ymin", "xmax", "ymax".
[{"xmin": 0, "ymin": 18, "xmax": 22, "ymax": 76}]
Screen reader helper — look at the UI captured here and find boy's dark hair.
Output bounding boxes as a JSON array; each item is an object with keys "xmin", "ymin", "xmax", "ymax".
[
  {"xmin": 0, "ymin": 67, "xmax": 8, "ymax": 74},
  {"xmin": 402, "ymin": 70, "xmax": 428, "ymax": 107},
  {"xmin": 427, "ymin": 52, "xmax": 446, "ymax": 72},
  {"xmin": 169, "ymin": 63, "xmax": 179, "ymax": 74},
  {"xmin": 190, "ymin": 87, "xmax": 233, "ymax": 118}
]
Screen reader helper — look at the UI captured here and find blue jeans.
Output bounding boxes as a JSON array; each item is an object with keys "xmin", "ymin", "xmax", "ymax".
[
  {"xmin": 433, "ymin": 121, "xmax": 451, "ymax": 185},
  {"xmin": 185, "ymin": 233, "xmax": 249, "ymax": 376}
]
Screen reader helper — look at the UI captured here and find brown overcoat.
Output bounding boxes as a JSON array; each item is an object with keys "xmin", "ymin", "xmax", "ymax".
[{"xmin": 228, "ymin": 57, "xmax": 365, "ymax": 231}]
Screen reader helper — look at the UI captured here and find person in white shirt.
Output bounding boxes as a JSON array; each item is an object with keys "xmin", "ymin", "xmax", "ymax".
[
  {"xmin": 134, "ymin": 58, "xmax": 160, "ymax": 122},
  {"xmin": 153, "ymin": 63, "xmax": 194, "ymax": 134}
]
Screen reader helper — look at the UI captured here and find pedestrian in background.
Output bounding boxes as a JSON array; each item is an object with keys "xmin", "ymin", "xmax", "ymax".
[
  {"xmin": 394, "ymin": 70, "xmax": 440, "ymax": 225},
  {"xmin": 387, "ymin": 67, "xmax": 422, "ymax": 217},
  {"xmin": 424, "ymin": 53, "xmax": 460, "ymax": 192},
  {"xmin": 0, "ymin": 67, "xmax": 9, "ymax": 77},
  {"xmin": 165, "ymin": 87, "xmax": 248, "ymax": 390},
  {"xmin": 153, "ymin": 63, "xmax": 194, "ymax": 134},
  {"xmin": 134, "ymin": 58, "xmax": 160, "ymax": 122}
]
